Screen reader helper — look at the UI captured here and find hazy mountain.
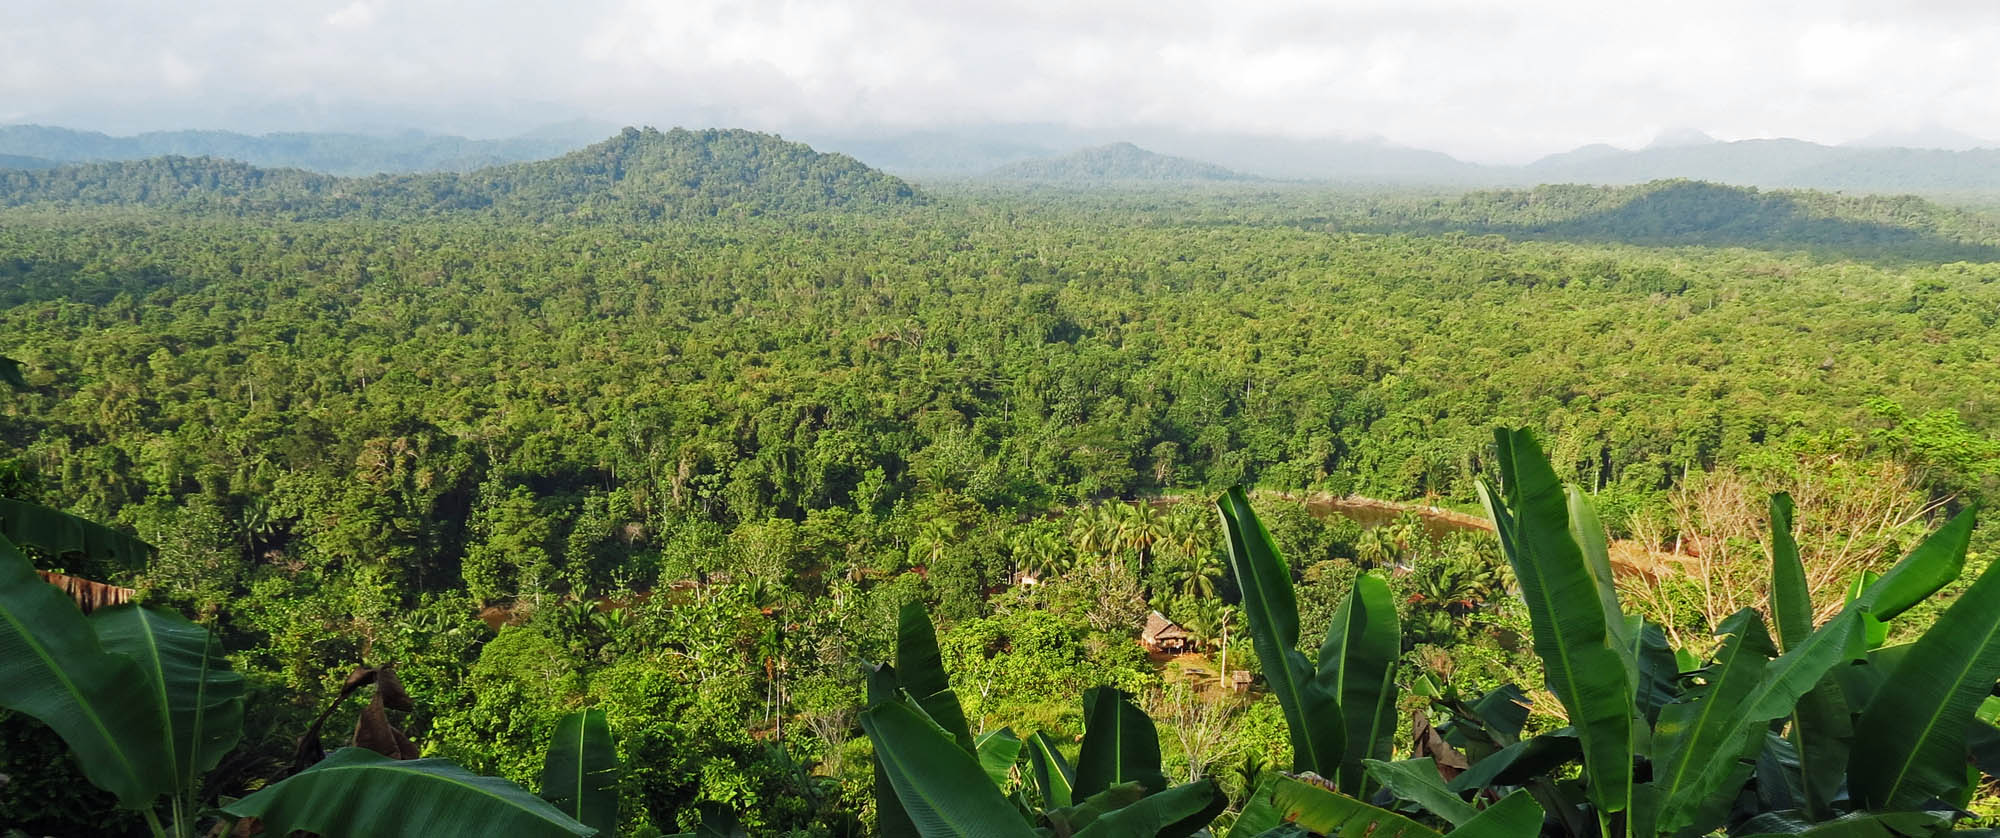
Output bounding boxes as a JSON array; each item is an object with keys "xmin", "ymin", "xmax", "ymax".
[
  {"xmin": 0, "ymin": 154, "xmax": 58, "ymax": 170},
  {"xmin": 1135, "ymin": 131, "xmax": 1487, "ymax": 182},
  {"xmin": 809, "ymin": 131, "xmax": 1055, "ymax": 176},
  {"xmin": 0, "ymin": 124, "xmax": 591, "ymax": 176},
  {"xmin": 1846, "ymin": 125, "xmax": 1994, "ymax": 151},
  {"xmin": 1522, "ymin": 138, "xmax": 2000, "ymax": 191},
  {"xmin": 985, "ymin": 142, "xmax": 1254, "ymax": 182},
  {"xmin": 0, "ymin": 127, "xmax": 922, "ymax": 218},
  {"xmin": 1329, "ymin": 179, "xmax": 2000, "ymax": 260}
]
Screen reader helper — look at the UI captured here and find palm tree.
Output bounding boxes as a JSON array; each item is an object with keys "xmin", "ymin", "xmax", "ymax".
[
  {"xmin": 1155, "ymin": 505, "xmax": 1214, "ymax": 567},
  {"xmin": 1114, "ymin": 502, "xmax": 1169, "ymax": 573},
  {"xmin": 1161, "ymin": 549, "xmax": 1222, "ymax": 601},
  {"xmin": 909, "ymin": 517, "xmax": 960, "ymax": 569}
]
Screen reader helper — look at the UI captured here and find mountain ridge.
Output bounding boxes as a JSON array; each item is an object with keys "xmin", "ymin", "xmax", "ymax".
[
  {"xmin": 985, "ymin": 142, "xmax": 1256, "ymax": 182},
  {"xmin": 0, "ymin": 127, "xmax": 923, "ymax": 219}
]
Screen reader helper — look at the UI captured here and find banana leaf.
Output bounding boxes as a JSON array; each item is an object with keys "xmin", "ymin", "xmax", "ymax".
[
  {"xmin": 222, "ymin": 747, "xmax": 595, "ymax": 837},
  {"xmin": 1364, "ymin": 758, "xmax": 1478, "ymax": 826},
  {"xmin": 860, "ymin": 699, "xmax": 1037, "ymax": 838},
  {"xmin": 1268, "ymin": 775, "xmax": 1443, "ymax": 838},
  {"xmin": 1477, "ymin": 428, "xmax": 1635, "ymax": 815},
  {"xmin": 1074, "ymin": 686, "xmax": 1166, "ymax": 797},
  {"xmin": 690, "ymin": 802, "xmax": 744, "ymax": 838},
  {"xmin": 1043, "ymin": 782, "xmax": 1145, "ymax": 836},
  {"xmin": 897, "ymin": 601, "xmax": 976, "ymax": 753},
  {"xmin": 1319, "ymin": 570, "xmax": 1399, "ymax": 796},
  {"xmin": 1218, "ymin": 486, "xmax": 1344, "ymax": 774},
  {"xmin": 1446, "ymin": 732, "xmax": 1580, "ymax": 793},
  {"xmin": 90, "ymin": 605, "xmax": 245, "ymax": 802},
  {"xmin": 1630, "ymin": 617, "xmax": 1681, "ymax": 725},
  {"xmin": 1071, "ymin": 780, "xmax": 1226, "ymax": 838},
  {"xmin": 0, "ymin": 497, "xmax": 153, "ymax": 567},
  {"xmin": 541, "ymin": 709, "xmax": 618, "ymax": 837},
  {"xmin": 1229, "ymin": 775, "xmax": 1283, "ymax": 838},
  {"xmin": 1734, "ymin": 809, "xmax": 1951, "ymax": 837},
  {"xmin": 1854, "ymin": 507, "xmax": 1977, "ymax": 622},
  {"xmin": 1648, "ymin": 608, "xmax": 1774, "ymax": 837},
  {"xmin": 867, "ymin": 662, "xmax": 920, "ymax": 838},
  {"xmin": 1447, "ymin": 790, "xmax": 1545, "ymax": 837},
  {"xmin": 1769, "ymin": 493, "xmax": 1849, "ymax": 820},
  {"xmin": 1027, "ymin": 730, "xmax": 1077, "ymax": 808},
  {"xmin": 0, "ymin": 531, "xmax": 173, "ymax": 808},
  {"xmin": 976, "ymin": 727, "xmax": 1023, "ymax": 790},
  {"xmin": 1850, "ymin": 513, "xmax": 2000, "ymax": 809}
]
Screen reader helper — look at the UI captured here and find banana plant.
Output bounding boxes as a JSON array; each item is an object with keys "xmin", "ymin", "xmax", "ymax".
[
  {"xmin": 861, "ymin": 601, "xmax": 1226, "ymax": 837},
  {"xmin": 0, "ymin": 496, "xmax": 602, "ymax": 837},
  {"xmin": 1408, "ymin": 428, "xmax": 1999, "ymax": 837},
  {"xmin": 1218, "ymin": 489, "xmax": 1538, "ymax": 836},
  {"xmin": 1215, "ymin": 487, "xmax": 1401, "ymax": 795},
  {"xmin": 542, "ymin": 708, "xmax": 620, "ymax": 837},
  {"xmin": 0, "ymin": 505, "xmax": 240, "ymax": 838}
]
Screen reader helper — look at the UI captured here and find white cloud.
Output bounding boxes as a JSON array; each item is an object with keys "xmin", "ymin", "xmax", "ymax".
[{"xmin": 2, "ymin": 0, "xmax": 1997, "ymax": 161}]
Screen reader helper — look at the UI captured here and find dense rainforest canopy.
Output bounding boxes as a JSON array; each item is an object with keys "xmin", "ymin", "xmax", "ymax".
[{"xmin": 5, "ymin": 128, "xmax": 2000, "ymax": 835}]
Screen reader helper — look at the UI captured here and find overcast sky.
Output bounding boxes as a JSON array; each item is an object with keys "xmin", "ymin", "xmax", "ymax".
[{"xmin": 4, "ymin": 0, "xmax": 1996, "ymax": 163}]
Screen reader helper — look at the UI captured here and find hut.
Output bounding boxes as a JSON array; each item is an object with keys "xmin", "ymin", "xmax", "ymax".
[{"xmin": 1140, "ymin": 610, "xmax": 1193, "ymax": 654}]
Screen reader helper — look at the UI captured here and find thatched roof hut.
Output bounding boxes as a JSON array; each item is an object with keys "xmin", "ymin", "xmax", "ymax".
[{"xmin": 1141, "ymin": 610, "xmax": 1193, "ymax": 653}]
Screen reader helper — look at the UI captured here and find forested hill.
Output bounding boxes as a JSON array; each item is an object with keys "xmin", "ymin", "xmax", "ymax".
[
  {"xmin": 985, "ymin": 142, "xmax": 1256, "ymax": 182},
  {"xmin": 1329, "ymin": 180, "xmax": 2000, "ymax": 260},
  {"xmin": 0, "ymin": 127, "xmax": 924, "ymax": 220},
  {"xmin": 0, "ymin": 154, "xmax": 58, "ymax": 170}
]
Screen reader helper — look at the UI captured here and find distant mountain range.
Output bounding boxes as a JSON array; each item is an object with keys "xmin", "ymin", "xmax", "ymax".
[
  {"xmin": 0, "ymin": 127, "xmax": 921, "ymax": 219},
  {"xmin": 6, "ymin": 122, "xmax": 2000, "ymax": 194},
  {"xmin": 0, "ymin": 124, "xmax": 592, "ymax": 176},
  {"xmin": 984, "ymin": 142, "xmax": 1256, "ymax": 182}
]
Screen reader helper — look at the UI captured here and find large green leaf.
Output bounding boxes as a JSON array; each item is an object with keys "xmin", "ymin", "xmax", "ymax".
[
  {"xmin": 0, "ymin": 532, "xmax": 171, "ymax": 808},
  {"xmin": 0, "ymin": 497, "xmax": 153, "ymax": 567},
  {"xmin": 1735, "ymin": 809, "xmax": 1951, "ymax": 837},
  {"xmin": 1268, "ymin": 775, "xmax": 1444, "ymax": 838},
  {"xmin": 1445, "ymin": 790, "xmax": 1545, "ymax": 837},
  {"xmin": 1567, "ymin": 485, "xmax": 1637, "ymax": 669},
  {"xmin": 976, "ymin": 727, "xmax": 1023, "ymax": 790},
  {"xmin": 1026, "ymin": 730, "xmax": 1077, "ymax": 809},
  {"xmin": 1630, "ymin": 617, "xmax": 1681, "ymax": 725},
  {"xmin": 223, "ymin": 747, "xmax": 595, "ymax": 837},
  {"xmin": 1043, "ymin": 782, "xmax": 1145, "ymax": 836},
  {"xmin": 1477, "ymin": 428, "xmax": 1634, "ymax": 814},
  {"xmin": 1074, "ymin": 686, "xmax": 1166, "ymax": 798},
  {"xmin": 1319, "ymin": 570, "xmax": 1400, "ymax": 796},
  {"xmin": 897, "ymin": 602, "xmax": 976, "ymax": 754},
  {"xmin": 1071, "ymin": 779, "xmax": 1226, "ymax": 838},
  {"xmin": 860, "ymin": 700, "xmax": 1036, "ymax": 838},
  {"xmin": 1228, "ymin": 775, "xmax": 1282, "ymax": 838},
  {"xmin": 1363, "ymin": 758, "xmax": 1477, "ymax": 827},
  {"xmin": 1218, "ymin": 486, "xmax": 1344, "ymax": 774},
  {"xmin": 1768, "ymin": 493, "xmax": 1850, "ymax": 821},
  {"xmin": 1855, "ymin": 506, "xmax": 1976, "ymax": 623},
  {"xmin": 90, "ymin": 605, "xmax": 245, "ymax": 801},
  {"xmin": 1768, "ymin": 494, "xmax": 1812, "ymax": 650},
  {"xmin": 868, "ymin": 662, "xmax": 920, "ymax": 838},
  {"xmin": 1850, "ymin": 513, "xmax": 2000, "ymax": 809},
  {"xmin": 540, "ymin": 709, "xmax": 618, "ymax": 837},
  {"xmin": 1649, "ymin": 608, "xmax": 1774, "ymax": 837},
  {"xmin": 1445, "ymin": 732, "xmax": 1580, "ymax": 793}
]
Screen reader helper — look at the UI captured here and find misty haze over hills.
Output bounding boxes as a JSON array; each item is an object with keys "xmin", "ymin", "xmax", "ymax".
[{"xmin": 5, "ymin": 122, "xmax": 2000, "ymax": 193}]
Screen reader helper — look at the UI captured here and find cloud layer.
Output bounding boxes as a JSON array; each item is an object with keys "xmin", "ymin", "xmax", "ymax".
[{"xmin": 5, "ymin": 0, "xmax": 1996, "ymax": 161}]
